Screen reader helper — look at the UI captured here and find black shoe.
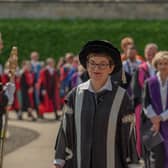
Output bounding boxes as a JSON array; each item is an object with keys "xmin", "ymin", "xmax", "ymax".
[
  {"xmin": 31, "ymin": 117, "xmax": 37, "ymax": 122},
  {"xmin": 16, "ymin": 111, "xmax": 22, "ymax": 120},
  {"xmin": 38, "ymin": 114, "xmax": 44, "ymax": 119},
  {"xmin": 27, "ymin": 112, "xmax": 36, "ymax": 121},
  {"xmin": 27, "ymin": 112, "xmax": 32, "ymax": 118},
  {"xmin": 17, "ymin": 115, "xmax": 22, "ymax": 120},
  {"xmin": 55, "ymin": 115, "xmax": 61, "ymax": 121}
]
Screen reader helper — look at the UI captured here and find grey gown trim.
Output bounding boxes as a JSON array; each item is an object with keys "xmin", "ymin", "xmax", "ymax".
[
  {"xmin": 75, "ymin": 86, "xmax": 84, "ymax": 168},
  {"xmin": 107, "ymin": 87, "xmax": 125, "ymax": 168}
]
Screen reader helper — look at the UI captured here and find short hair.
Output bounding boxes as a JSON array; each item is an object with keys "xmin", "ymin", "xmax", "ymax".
[
  {"xmin": 65, "ymin": 52, "xmax": 74, "ymax": 60},
  {"xmin": 121, "ymin": 37, "xmax": 134, "ymax": 51},
  {"xmin": 22, "ymin": 60, "xmax": 30, "ymax": 66},
  {"xmin": 145, "ymin": 43, "xmax": 158, "ymax": 53},
  {"xmin": 127, "ymin": 44, "xmax": 137, "ymax": 50},
  {"xmin": 152, "ymin": 51, "xmax": 168, "ymax": 69},
  {"xmin": 87, "ymin": 53, "xmax": 114, "ymax": 66},
  {"xmin": 46, "ymin": 58, "xmax": 55, "ymax": 64}
]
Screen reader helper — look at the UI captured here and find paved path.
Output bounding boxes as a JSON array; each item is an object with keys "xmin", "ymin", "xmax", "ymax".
[
  {"xmin": 3, "ymin": 112, "xmax": 60, "ymax": 168},
  {"xmin": 3, "ymin": 112, "xmax": 144, "ymax": 168}
]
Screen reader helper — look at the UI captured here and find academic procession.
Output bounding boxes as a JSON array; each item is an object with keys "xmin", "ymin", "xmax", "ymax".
[{"xmin": 1, "ymin": 31, "xmax": 168, "ymax": 168}]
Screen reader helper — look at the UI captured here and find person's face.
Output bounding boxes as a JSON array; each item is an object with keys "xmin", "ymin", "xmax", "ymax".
[
  {"xmin": 145, "ymin": 46, "xmax": 158, "ymax": 62},
  {"xmin": 87, "ymin": 54, "xmax": 114, "ymax": 83},
  {"xmin": 24, "ymin": 63, "xmax": 31, "ymax": 71},
  {"xmin": 47, "ymin": 60, "xmax": 55, "ymax": 68},
  {"xmin": 66, "ymin": 54, "xmax": 73, "ymax": 64},
  {"xmin": 31, "ymin": 52, "xmax": 39, "ymax": 61},
  {"xmin": 127, "ymin": 46, "xmax": 137, "ymax": 60},
  {"xmin": 157, "ymin": 58, "xmax": 168, "ymax": 76},
  {"xmin": 123, "ymin": 42, "xmax": 133, "ymax": 53}
]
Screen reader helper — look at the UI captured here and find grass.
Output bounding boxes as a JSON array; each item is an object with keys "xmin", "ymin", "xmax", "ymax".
[{"xmin": 0, "ymin": 19, "xmax": 168, "ymax": 64}]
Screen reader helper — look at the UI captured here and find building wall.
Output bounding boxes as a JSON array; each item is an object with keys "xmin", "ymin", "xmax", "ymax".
[{"xmin": 0, "ymin": 1, "xmax": 167, "ymax": 19}]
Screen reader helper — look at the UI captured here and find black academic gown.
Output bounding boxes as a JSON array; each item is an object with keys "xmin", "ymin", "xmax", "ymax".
[
  {"xmin": 54, "ymin": 82, "xmax": 133, "ymax": 168},
  {"xmin": 0, "ymin": 90, "xmax": 8, "ymax": 131},
  {"xmin": 20, "ymin": 70, "xmax": 35, "ymax": 111}
]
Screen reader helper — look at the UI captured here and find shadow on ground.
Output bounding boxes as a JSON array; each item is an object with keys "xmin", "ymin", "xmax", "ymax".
[{"xmin": 4, "ymin": 126, "xmax": 40, "ymax": 155}]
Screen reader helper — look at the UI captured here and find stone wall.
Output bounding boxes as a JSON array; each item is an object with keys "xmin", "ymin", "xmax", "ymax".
[{"xmin": 0, "ymin": 1, "xmax": 167, "ymax": 19}]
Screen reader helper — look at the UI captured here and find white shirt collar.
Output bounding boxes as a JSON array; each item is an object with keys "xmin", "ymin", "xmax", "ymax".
[
  {"xmin": 147, "ymin": 61, "xmax": 156, "ymax": 77},
  {"xmin": 79, "ymin": 76, "xmax": 112, "ymax": 93},
  {"xmin": 146, "ymin": 61, "xmax": 152, "ymax": 68},
  {"xmin": 156, "ymin": 72, "xmax": 168, "ymax": 110},
  {"xmin": 46, "ymin": 66, "xmax": 54, "ymax": 75},
  {"xmin": 156, "ymin": 72, "xmax": 168, "ymax": 87},
  {"xmin": 31, "ymin": 60, "xmax": 39, "ymax": 66}
]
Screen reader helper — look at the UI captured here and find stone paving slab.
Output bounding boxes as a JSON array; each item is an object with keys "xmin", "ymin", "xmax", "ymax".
[
  {"xmin": 4, "ymin": 126, "xmax": 39, "ymax": 155},
  {"xmin": 3, "ymin": 112, "xmax": 60, "ymax": 168}
]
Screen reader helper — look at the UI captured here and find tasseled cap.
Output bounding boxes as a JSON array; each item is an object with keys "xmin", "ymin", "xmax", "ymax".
[{"xmin": 79, "ymin": 40, "xmax": 122, "ymax": 74}]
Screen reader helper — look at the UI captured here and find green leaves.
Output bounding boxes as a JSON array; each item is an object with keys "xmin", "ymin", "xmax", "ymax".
[{"xmin": 0, "ymin": 19, "xmax": 167, "ymax": 64}]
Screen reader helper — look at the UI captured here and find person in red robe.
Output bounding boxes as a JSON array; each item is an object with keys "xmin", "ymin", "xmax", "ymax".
[
  {"xmin": 20, "ymin": 61, "xmax": 36, "ymax": 121},
  {"xmin": 37, "ymin": 58, "xmax": 60, "ymax": 120},
  {"xmin": 2, "ymin": 67, "xmax": 21, "ymax": 119}
]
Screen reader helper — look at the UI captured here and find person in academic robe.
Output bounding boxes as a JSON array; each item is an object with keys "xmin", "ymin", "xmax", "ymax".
[
  {"xmin": 59, "ymin": 53, "xmax": 74, "ymax": 104},
  {"xmin": 0, "ymin": 82, "xmax": 15, "ymax": 132},
  {"xmin": 53, "ymin": 40, "xmax": 134, "ymax": 168},
  {"xmin": 132, "ymin": 43, "xmax": 158, "ymax": 158},
  {"xmin": 70, "ymin": 64, "xmax": 86, "ymax": 88},
  {"xmin": 2, "ymin": 68, "xmax": 21, "ymax": 119},
  {"xmin": 20, "ymin": 61, "xmax": 36, "ymax": 121},
  {"xmin": 30, "ymin": 51, "xmax": 42, "ymax": 114},
  {"xmin": 142, "ymin": 51, "xmax": 168, "ymax": 168},
  {"xmin": 122, "ymin": 44, "xmax": 142, "ymax": 77},
  {"xmin": 37, "ymin": 58, "xmax": 59, "ymax": 119},
  {"xmin": 120, "ymin": 36, "xmax": 145, "ymax": 62}
]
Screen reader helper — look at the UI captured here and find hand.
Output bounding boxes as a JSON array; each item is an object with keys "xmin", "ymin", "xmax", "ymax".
[
  {"xmin": 150, "ymin": 116, "xmax": 161, "ymax": 125},
  {"xmin": 151, "ymin": 122, "xmax": 160, "ymax": 133},
  {"xmin": 6, "ymin": 105, "xmax": 11, "ymax": 111},
  {"xmin": 28, "ymin": 87, "xmax": 33, "ymax": 93},
  {"xmin": 53, "ymin": 164, "xmax": 62, "ymax": 168},
  {"xmin": 42, "ymin": 90, "xmax": 47, "ymax": 95}
]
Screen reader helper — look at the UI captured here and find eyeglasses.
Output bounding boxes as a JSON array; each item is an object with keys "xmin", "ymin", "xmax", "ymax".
[{"xmin": 87, "ymin": 61, "xmax": 111, "ymax": 70}]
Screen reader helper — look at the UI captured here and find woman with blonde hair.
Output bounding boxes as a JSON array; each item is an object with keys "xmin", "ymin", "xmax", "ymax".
[{"xmin": 142, "ymin": 51, "xmax": 168, "ymax": 168}]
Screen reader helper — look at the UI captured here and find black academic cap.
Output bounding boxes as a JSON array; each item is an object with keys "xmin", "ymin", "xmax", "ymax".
[{"xmin": 79, "ymin": 40, "xmax": 122, "ymax": 73}]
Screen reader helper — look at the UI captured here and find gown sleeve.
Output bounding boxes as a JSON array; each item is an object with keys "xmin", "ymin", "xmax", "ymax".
[
  {"xmin": 131, "ymin": 69, "xmax": 142, "ymax": 107},
  {"xmin": 117, "ymin": 92, "xmax": 134, "ymax": 167},
  {"xmin": 54, "ymin": 88, "xmax": 76, "ymax": 167},
  {"xmin": 142, "ymin": 81, "xmax": 157, "ymax": 119}
]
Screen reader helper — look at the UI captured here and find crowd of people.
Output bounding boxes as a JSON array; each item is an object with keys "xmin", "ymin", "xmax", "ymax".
[
  {"xmin": 1, "ymin": 31, "xmax": 168, "ymax": 167},
  {"xmin": 0, "ymin": 50, "xmax": 88, "ymax": 121}
]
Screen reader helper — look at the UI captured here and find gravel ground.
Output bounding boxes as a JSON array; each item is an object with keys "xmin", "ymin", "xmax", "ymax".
[{"xmin": 4, "ymin": 125, "xmax": 40, "ymax": 155}]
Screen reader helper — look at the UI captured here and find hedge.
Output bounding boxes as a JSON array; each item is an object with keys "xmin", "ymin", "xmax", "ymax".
[{"xmin": 0, "ymin": 19, "xmax": 168, "ymax": 64}]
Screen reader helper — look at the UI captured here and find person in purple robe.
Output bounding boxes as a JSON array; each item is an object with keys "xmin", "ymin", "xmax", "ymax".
[
  {"xmin": 142, "ymin": 51, "xmax": 168, "ymax": 168},
  {"xmin": 132, "ymin": 43, "xmax": 158, "ymax": 158}
]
